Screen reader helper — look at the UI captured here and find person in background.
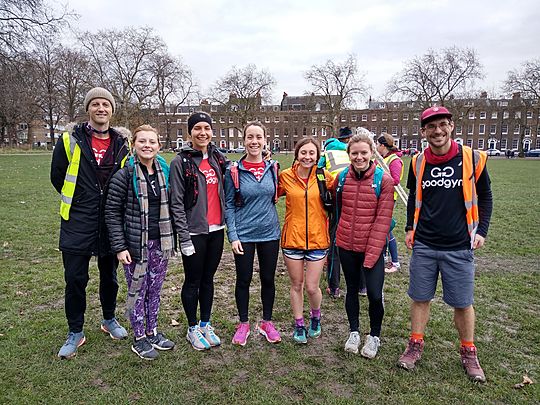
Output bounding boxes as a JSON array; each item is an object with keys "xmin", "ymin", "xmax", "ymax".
[
  {"xmin": 337, "ymin": 130, "xmax": 394, "ymax": 359},
  {"xmin": 397, "ymin": 106, "xmax": 492, "ymax": 383},
  {"xmin": 224, "ymin": 121, "xmax": 282, "ymax": 346},
  {"xmin": 376, "ymin": 132, "xmax": 404, "ymax": 273},
  {"xmin": 106, "ymin": 125, "xmax": 175, "ymax": 360},
  {"xmin": 279, "ymin": 138, "xmax": 334, "ymax": 344},
  {"xmin": 51, "ymin": 87, "xmax": 129, "ymax": 359},
  {"xmin": 169, "ymin": 112, "xmax": 228, "ymax": 351}
]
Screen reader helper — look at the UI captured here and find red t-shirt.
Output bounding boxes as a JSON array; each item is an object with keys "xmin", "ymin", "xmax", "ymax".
[
  {"xmin": 91, "ymin": 136, "xmax": 111, "ymax": 165},
  {"xmin": 242, "ymin": 160, "xmax": 265, "ymax": 181},
  {"xmin": 199, "ymin": 157, "xmax": 221, "ymax": 226}
]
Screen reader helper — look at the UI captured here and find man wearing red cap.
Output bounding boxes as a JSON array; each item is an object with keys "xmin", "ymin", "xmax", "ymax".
[{"xmin": 397, "ymin": 106, "xmax": 493, "ymax": 383}]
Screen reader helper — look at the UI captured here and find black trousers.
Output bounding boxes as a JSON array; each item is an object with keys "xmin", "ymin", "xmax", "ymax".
[
  {"xmin": 339, "ymin": 248, "xmax": 385, "ymax": 336},
  {"xmin": 62, "ymin": 252, "xmax": 119, "ymax": 333},
  {"xmin": 234, "ymin": 240, "xmax": 279, "ymax": 322},
  {"xmin": 181, "ymin": 230, "xmax": 224, "ymax": 326}
]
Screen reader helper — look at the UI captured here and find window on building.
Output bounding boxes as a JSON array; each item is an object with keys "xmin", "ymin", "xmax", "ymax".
[
  {"xmin": 412, "ymin": 125, "xmax": 418, "ymax": 135},
  {"xmin": 466, "ymin": 139, "xmax": 473, "ymax": 148},
  {"xmin": 260, "ymin": 106, "xmax": 265, "ymax": 112},
  {"xmin": 401, "ymin": 138, "xmax": 408, "ymax": 148},
  {"xmin": 303, "ymin": 127, "xmax": 307, "ymax": 136},
  {"xmin": 371, "ymin": 126, "xmax": 377, "ymax": 134},
  {"xmin": 392, "ymin": 126, "xmax": 398, "ymax": 135},
  {"xmin": 527, "ymin": 111, "xmax": 533, "ymax": 119},
  {"xmin": 228, "ymin": 117, "xmax": 233, "ymax": 124},
  {"xmin": 392, "ymin": 113, "xmax": 398, "ymax": 121},
  {"xmin": 312, "ymin": 116, "xmax": 317, "ymax": 123},
  {"xmin": 382, "ymin": 114, "xmax": 387, "ymax": 121},
  {"xmin": 503, "ymin": 111, "xmax": 509, "ymax": 119},
  {"xmin": 311, "ymin": 127, "xmax": 317, "ymax": 136},
  {"xmin": 403, "ymin": 113, "xmax": 409, "ymax": 121},
  {"xmin": 410, "ymin": 139, "xmax": 418, "ymax": 149},
  {"xmin": 284, "ymin": 116, "xmax": 289, "ymax": 123},
  {"xmin": 361, "ymin": 114, "xmax": 367, "ymax": 122},
  {"xmin": 220, "ymin": 128, "xmax": 226, "ymax": 138},
  {"xmin": 341, "ymin": 115, "xmax": 346, "ymax": 122},
  {"xmin": 514, "ymin": 124, "xmax": 520, "ymax": 134},
  {"xmin": 293, "ymin": 128, "xmax": 298, "ymax": 136},
  {"xmin": 321, "ymin": 115, "xmax": 327, "ymax": 122},
  {"xmin": 479, "ymin": 111, "xmax": 486, "ymax": 119},
  {"xmin": 512, "ymin": 139, "xmax": 518, "ymax": 149},
  {"xmin": 210, "ymin": 105, "xmax": 217, "ymax": 112},
  {"xmin": 381, "ymin": 126, "xmax": 387, "ymax": 133},
  {"xmin": 372, "ymin": 114, "xmax": 377, "ymax": 121},
  {"xmin": 536, "ymin": 138, "xmax": 540, "ymax": 149},
  {"xmin": 274, "ymin": 128, "xmax": 280, "ymax": 136},
  {"xmin": 515, "ymin": 111, "xmax": 521, "ymax": 119},
  {"xmin": 468, "ymin": 111, "xmax": 476, "ymax": 119},
  {"xmin": 499, "ymin": 101, "xmax": 508, "ymax": 107},
  {"xmin": 176, "ymin": 129, "xmax": 183, "ymax": 137},
  {"xmin": 219, "ymin": 117, "xmax": 225, "ymax": 123},
  {"xmin": 525, "ymin": 127, "xmax": 530, "ymax": 136},
  {"xmin": 351, "ymin": 115, "xmax": 357, "ymax": 122},
  {"xmin": 272, "ymin": 116, "xmax": 278, "ymax": 123},
  {"xmin": 321, "ymin": 128, "xmax": 327, "ymax": 137},
  {"xmin": 293, "ymin": 116, "xmax": 299, "ymax": 123},
  {"xmin": 501, "ymin": 138, "xmax": 507, "ymax": 150},
  {"xmin": 189, "ymin": 107, "xmax": 195, "ymax": 113},
  {"xmin": 284, "ymin": 128, "xmax": 289, "ymax": 136},
  {"xmin": 402, "ymin": 126, "xmax": 408, "ymax": 135},
  {"xmin": 468, "ymin": 124, "xmax": 474, "ymax": 135},
  {"xmin": 477, "ymin": 138, "xmax": 485, "ymax": 149},
  {"xmin": 456, "ymin": 125, "xmax": 462, "ymax": 135},
  {"xmin": 490, "ymin": 124, "xmax": 496, "ymax": 134},
  {"xmin": 265, "ymin": 117, "xmax": 270, "ymax": 123},
  {"xmin": 176, "ymin": 118, "xmax": 182, "ymax": 123},
  {"xmin": 479, "ymin": 124, "xmax": 485, "ymax": 134},
  {"xmin": 491, "ymin": 111, "xmax": 497, "ymax": 119},
  {"xmin": 502, "ymin": 123, "xmax": 508, "ymax": 134}
]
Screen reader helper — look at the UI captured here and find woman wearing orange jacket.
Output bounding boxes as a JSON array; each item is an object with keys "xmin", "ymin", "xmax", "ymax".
[{"xmin": 278, "ymin": 138, "xmax": 334, "ymax": 344}]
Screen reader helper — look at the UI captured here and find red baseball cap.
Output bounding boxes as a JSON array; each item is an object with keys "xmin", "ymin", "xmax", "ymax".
[{"xmin": 420, "ymin": 106, "xmax": 452, "ymax": 127}]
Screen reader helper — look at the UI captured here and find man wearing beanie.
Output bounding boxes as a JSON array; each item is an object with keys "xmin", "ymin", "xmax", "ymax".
[
  {"xmin": 397, "ymin": 106, "xmax": 493, "ymax": 383},
  {"xmin": 51, "ymin": 86, "xmax": 129, "ymax": 359}
]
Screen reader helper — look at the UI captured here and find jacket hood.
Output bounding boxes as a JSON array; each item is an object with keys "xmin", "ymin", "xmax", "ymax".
[{"xmin": 324, "ymin": 138, "xmax": 347, "ymax": 151}]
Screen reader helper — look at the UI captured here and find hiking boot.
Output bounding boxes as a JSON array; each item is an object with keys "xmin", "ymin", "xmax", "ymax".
[
  {"xmin": 397, "ymin": 338, "xmax": 424, "ymax": 370},
  {"xmin": 257, "ymin": 321, "xmax": 281, "ymax": 343},
  {"xmin": 232, "ymin": 323, "xmax": 250, "ymax": 346},
  {"xmin": 147, "ymin": 332, "xmax": 175, "ymax": 351},
  {"xmin": 186, "ymin": 325, "xmax": 211, "ymax": 351},
  {"xmin": 199, "ymin": 322, "xmax": 221, "ymax": 347},
  {"xmin": 308, "ymin": 317, "xmax": 321, "ymax": 339},
  {"xmin": 359, "ymin": 288, "xmax": 367, "ymax": 297},
  {"xmin": 131, "ymin": 337, "xmax": 159, "ymax": 360},
  {"xmin": 361, "ymin": 335, "xmax": 381, "ymax": 359},
  {"xmin": 344, "ymin": 331, "xmax": 361, "ymax": 354},
  {"xmin": 460, "ymin": 346, "xmax": 486, "ymax": 383},
  {"xmin": 100, "ymin": 318, "xmax": 128, "ymax": 340},
  {"xmin": 292, "ymin": 326, "xmax": 308, "ymax": 344},
  {"xmin": 58, "ymin": 331, "xmax": 86, "ymax": 359}
]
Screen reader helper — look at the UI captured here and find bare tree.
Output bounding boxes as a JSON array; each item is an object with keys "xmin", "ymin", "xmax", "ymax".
[
  {"xmin": 304, "ymin": 54, "xmax": 368, "ymax": 137},
  {"xmin": 0, "ymin": 0, "xmax": 73, "ymax": 56},
  {"xmin": 78, "ymin": 26, "xmax": 167, "ymax": 127},
  {"xmin": 387, "ymin": 46, "xmax": 484, "ymax": 108},
  {"xmin": 151, "ymin": 52, "xmax": 195, "ymax": 148},
  {"xmin": 209, "ymin": 64, "xmax": 276, "ymax": 129},
  {"xmin": 504, "ymin": 59, "xmax": 540, "ymax": 156}
]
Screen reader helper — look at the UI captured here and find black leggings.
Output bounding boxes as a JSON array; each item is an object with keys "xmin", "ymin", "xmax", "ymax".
[
  {"xmin": 234, "ymin": 240, "xmax": 279, "ymax": 322},
  {"xmin": 181, "ymin": 230, "xmax": 224, "ymax": 326},
  {"xmin": 339, "ymin": 248, "xmax": 385, "ymax": 336}
]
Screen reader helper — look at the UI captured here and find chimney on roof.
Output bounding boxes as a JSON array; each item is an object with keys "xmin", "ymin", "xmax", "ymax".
[
  {"xmin": 480, "ymin": 91, "xmax": 487, "ymax": 99},
  {"xmin": 512, "ymin": 92, "xmax": 521, "ymax": 99}
]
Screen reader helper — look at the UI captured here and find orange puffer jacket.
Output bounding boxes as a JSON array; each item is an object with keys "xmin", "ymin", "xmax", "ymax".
[
  {"xmin": 278, "ymin": 163, "xmax": 335, "ymax": 250},
  {"xmin": 335, "ymin": 163, "xmax": 395, "ymax": 268}
]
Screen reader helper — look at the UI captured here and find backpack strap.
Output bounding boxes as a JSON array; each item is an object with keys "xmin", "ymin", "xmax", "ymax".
[
  {"xmin": 316, "ymin": 167, "xmax": 332, "ymax": 212},
  {"xmin": 373, "ymin": 166, "xmax": 384, "ymax": 198},
  {"xmin": 335, "ymin": 166, "xmax": 350, "ymax": 219},
  {"xmin": 271, "ymin": 161, "xmax": 280, "ymax": 204},
  {"xmin": 179, "ymin": 151, "xmax": 199, "ymax": 210}
]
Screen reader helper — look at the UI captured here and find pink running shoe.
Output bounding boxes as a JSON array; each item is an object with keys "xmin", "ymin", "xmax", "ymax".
[
  {"xmin": 257, "ymin": 320, "xmax": 281, "ymax": 343},
  {"xmin": 232, "ymin": 323, "xmax": 250, "ymax": 346}
]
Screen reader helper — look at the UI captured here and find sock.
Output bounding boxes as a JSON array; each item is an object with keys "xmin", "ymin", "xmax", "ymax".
[
  {"xmin": 461, "ymin": 340, "xmax": 475, "ymax": 348},
  {"xmin": 411, "ymin": 332, "xmax": 424, "ymax": 341},
  {"xmin": 310, "ymin": 308, "xmax": 321, "ymax": 319},
  {"xmin": 295, "ymin": 318, "xmax": 304, "ymax": 328},
  {"xmin": 199, "ymin": 321, "xmax": 209, "ymax": 328}
]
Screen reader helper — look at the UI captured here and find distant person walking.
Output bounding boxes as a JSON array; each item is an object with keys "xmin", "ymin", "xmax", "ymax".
[
  {"xmin": 169, "ymin": 112, "xmax": 229, "ymax": 351},
  {"xmin": 337, "ymin": 131, "xmax": 394, "ymax": 359},
  {"xmin": 376, "ymin": 132, "xmax": 404, "ymax": 273},
  {"xmin": 106, "ymin": 125, "xmax": 175, "ymax": 360},
  {"xmin": 279, "ymin": 138, "xmax": 334, "ymax": 344},
  {"xmin": 224, "ymin": 122, "xmax": 281, "ymax": 346},
  {"xmin": 397, "ymin": 106, "xmax": 493, "ymax": 383},
  {"xmin": 51, "ymin": 87, "xmax": 129, "ymax": 359}
]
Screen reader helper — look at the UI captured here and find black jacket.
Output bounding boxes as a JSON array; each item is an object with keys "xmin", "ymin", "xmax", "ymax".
[
  {"xmin": 105, "ymin": 164, "xmax": 143, "ymax": 261},
  {"xmin": 50, "ymin": 123, "xmax": 129, "ymax": 256}
]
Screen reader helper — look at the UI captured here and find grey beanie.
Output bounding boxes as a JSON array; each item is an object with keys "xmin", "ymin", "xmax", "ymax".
[{"xmin": 84, "ymin": 87, "xmax": 116, "ymax": 113}]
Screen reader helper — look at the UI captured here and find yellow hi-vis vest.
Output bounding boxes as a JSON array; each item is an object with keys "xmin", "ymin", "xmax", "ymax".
[
  {"xmin": 411, "ymin": 146, "xmax": 487, "ymax": 247},
  {"xmin": 383, "ymin": 153, "xmax": 404, "ymax": 201},
  {"xmin": 324, "ymin": 149, "xmax": 349, "ymax": 175},
  {"xmin": 59, "ymin": 131, "xmax": 129, "ymax": 220}
]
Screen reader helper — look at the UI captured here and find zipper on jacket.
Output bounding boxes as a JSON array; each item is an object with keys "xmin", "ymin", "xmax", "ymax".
[{"xmin": 305, "ymin": 185, "xmax": 309, "ymax": 250}]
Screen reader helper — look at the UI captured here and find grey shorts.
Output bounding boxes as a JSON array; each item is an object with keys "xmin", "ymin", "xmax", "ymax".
[
  {"xmin": 408, "ymin": 240, "xmax": 475, "ymax": 308},
  {"xmin": 282, "ymin": 248, "xmax": 328, "ymax": 262}
]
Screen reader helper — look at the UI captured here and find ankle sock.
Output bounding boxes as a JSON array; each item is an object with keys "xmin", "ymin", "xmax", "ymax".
[
  {"xmin": 460, "ymin": 340, "xmax": 475, "ymax": 348},
  {"xmin": 199, "ymin": 321, "xmax": 209, "ymax": 327},
  {"xmin": 310, "ymin": 308, "xmax": 321, "ymax": 319},
  {"xmin": 295, "ymin": 318, "xmax": 304, "ymax": 328},
  {"xmin": 411, "ymin": 332, "xmax": 424, "ymax": 341}
]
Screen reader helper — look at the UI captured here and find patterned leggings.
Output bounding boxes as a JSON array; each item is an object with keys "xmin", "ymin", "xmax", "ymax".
[{"xmin": 124, "ymin": 240, "xmax": 168, "ymax": 338}]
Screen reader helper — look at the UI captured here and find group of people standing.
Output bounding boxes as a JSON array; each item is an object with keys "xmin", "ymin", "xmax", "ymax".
[{"xmin": 51, "ymin": 88, "xmax": 492, "ymax": 384}]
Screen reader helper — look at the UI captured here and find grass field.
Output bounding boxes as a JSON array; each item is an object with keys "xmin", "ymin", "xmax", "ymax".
[{"xmin": 0, "ymin": 153, "xmax": 538, "ymax": 404}]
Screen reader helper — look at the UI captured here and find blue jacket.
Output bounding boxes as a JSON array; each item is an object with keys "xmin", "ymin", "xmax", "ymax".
[
  {"xmin": 224, "ymin": 159, "xmax": 280, "ymax": 243},
  {"xmin": 318, "ymin": 137, "xmax": 347, "ymax": 168}
]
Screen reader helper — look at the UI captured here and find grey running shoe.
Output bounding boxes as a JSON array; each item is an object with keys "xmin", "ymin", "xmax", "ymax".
[
  {"xmin": 101, "ymin": 318, "xmax": 128, "ymax": 340},
  {"xmin": 344, "ymin": 331, "xmax": 361, "ymax": 354},
  {"xmin": 58, "ymin": 331, "xmax": 86, "ymax": 359},
  {"xmin": 131, "ymin": 337, "xmax": 159, "ymax": 360},
  {"xmin": 360, "ymin": 335, "xmax": 381, "ymax": 359},
  {"xmin": 147, "ymin": 332, "xmax": 175, "ymax": 351}
]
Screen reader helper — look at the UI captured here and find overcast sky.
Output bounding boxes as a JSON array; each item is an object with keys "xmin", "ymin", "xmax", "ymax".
[{"xmin": 64, "ymin": 0, "xmax": 539, "ymax": 106}]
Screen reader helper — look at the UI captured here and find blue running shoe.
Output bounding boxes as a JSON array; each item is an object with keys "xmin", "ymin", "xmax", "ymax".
[{"xmin": 58, "ymin": 331, "xmax": 86, "ymax": 359}]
